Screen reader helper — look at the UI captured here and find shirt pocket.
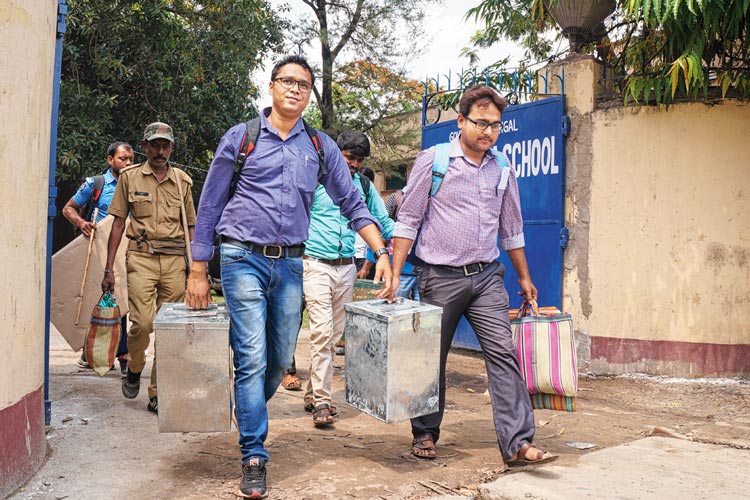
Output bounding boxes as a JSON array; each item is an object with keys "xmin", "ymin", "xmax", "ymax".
[
  {"xmin": 129, "ymin": 193, "xmax": 153, "ymax": 219},
  {"xmin": 290, "ymin": 145, "xmax": 319, "ymax": 195},
  {"xmin": 161, "ymin": 195, "xmax": 182, "ymax": 225},
  {"xmin": 480, "ymin": 183, "xmax": 504, "ymax": 219}
]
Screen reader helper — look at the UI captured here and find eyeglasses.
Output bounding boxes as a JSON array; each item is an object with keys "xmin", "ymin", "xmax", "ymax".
[
  {"xmin": 274, "ymin": 77, "xmax": 312, "ymax": 93},
  {"xmin": 465, "ymin": 116, "xmax": 501, "ymax": 133}
]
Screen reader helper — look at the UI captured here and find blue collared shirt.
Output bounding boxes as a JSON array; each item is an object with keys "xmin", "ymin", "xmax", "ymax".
[
  {"xmin": 72, "ymin": 168, "xmax": 118, "ymax": 223},
  {"xmin": 191, "ymin": 108, "xmax": 379, "ymax": 261}
]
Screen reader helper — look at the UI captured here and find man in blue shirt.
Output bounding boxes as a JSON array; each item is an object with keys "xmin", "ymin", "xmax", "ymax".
[
  {"xmin": 302, "ymin": 131, "xmax": 395, "ymax": 427},
  {"xmin": 186, "ymin": 55, "xmax": 392, "ymax": 499},
  {"xmin": 62, "ymin": 141, "xmax": 133, "ymax": 375}
]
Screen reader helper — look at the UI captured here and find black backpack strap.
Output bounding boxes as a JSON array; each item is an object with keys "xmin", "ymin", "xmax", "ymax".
[
  {"xmin": 230, "ymin": 118, "xmax": 261, "ymax": 200},
  {"xmin": 229, "ymin": 118, "xmax": 324, "ymax": 200},
  {"xmin": 358, "ymin": 174, "xmax": 371, "ymax": 206},
  {"xmin": 90, "ymin": 175, "xmax": 105, "ymax": 203},
  {"xmin": 302, "ymin": 119, "xmax": 327, "ymax": 178},
  {"xmin": 391, "ymin": 189, "xmax": 404, "ymax": 221}
]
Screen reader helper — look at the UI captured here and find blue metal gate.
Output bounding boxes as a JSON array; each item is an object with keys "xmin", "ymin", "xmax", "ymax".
[{"xmin": 421, "ymin": 92, "xmax": 569, "ymax": 350}]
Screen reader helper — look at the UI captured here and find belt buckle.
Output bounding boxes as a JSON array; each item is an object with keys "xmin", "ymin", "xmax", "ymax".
[
  {"xmin": 462, "ymin": 263, "xmax": 482, "ymax": 276},
  {"xmin": 263, "ymin": 245, "xmax": 283, "ymax": 259}
]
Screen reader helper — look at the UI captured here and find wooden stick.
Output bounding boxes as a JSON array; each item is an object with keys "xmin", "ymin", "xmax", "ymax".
[
  {"xmin": 175, "ymin": 175, "xmax": 192, "ymax": 265},
  {"xmin": 75, "ymin": 208, "xmax": 99, "ymax": 325}
]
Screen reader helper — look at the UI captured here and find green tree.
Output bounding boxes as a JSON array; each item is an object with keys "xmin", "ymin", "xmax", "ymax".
[
  {"xmin": 283, "ymin": 0, "xmax": 436, "ymax": 135},
  {"xmin": 463, "ymin": 0, "xmax": 554, "ymax": 65},
  {"xmin": 331, "ymin": 60, "xmax": 427, "ymax": 175},
  {"xmin": 58, "ymin": 0, "xmax": 284, "ymax": 183},
  {"xmin": 464, "ymin": 0, "xmax": 750, "ymax": 106},
  {"xmin": 618, "ymin": 0, "xmax": 750, "ymax": 105}
]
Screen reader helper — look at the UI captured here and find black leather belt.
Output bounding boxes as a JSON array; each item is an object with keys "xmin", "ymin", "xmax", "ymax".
[
  {"xmin": 303, "ymin": 255, "xmax": 355, "ymax": 266},
  {"xmin": 436, "ymin": 261, "xmax": 490, "ymax": 277},
  {"xmin": 220, "ymin": 236, "xmax": 305, "ymax": 259}
]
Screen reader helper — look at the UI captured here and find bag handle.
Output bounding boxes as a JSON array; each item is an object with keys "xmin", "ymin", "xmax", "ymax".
[{"xmin": 517, "ymin": 298, "xmax": 540, "ymax": 318}]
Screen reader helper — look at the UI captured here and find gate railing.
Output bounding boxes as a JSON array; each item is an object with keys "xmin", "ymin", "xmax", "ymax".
[{"xmin": 422, "ymin": 66, "xmax": 566, "ymax": 127}]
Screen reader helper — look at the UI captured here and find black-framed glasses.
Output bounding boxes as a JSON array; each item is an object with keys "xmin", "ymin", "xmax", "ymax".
[
  {"xmin": 465, "ymin": 116, "xmax": 501, "ymax": 133},
  {"xmin": 274, "ymin": 77, "xmax": 312, "ymax": 93}
]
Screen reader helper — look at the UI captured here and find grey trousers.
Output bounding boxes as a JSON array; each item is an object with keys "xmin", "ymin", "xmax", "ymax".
[{"xmin": 411, "ymin": 261, "xmax": 536, "ymax": 460}]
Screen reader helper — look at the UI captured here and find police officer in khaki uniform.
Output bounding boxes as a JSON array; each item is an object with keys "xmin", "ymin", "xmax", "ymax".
[{"xmin": 102, "ymin": 122, "xmax": 196, "ymax": 414}]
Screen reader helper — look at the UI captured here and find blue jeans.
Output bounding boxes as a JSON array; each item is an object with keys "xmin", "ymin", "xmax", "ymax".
[
  {"xmin": 397, "ymin": 273, "xmax": 420, "ymax": 301},
  {"xmin": 220, "ymin": 242, "xmax": 304, "ymax": 463}
]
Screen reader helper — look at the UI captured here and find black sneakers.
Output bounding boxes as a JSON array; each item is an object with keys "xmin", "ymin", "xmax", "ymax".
[
  {"xmin": 121, "ymin": 369, "xmax": 141, "ymax": 399},
  {"xmin": 147, "ymin": 396, "xmax": 158, "ymax": 414},
  {"xmin": 238, "ymin": 458, "xmax": 267, "ymax": 499}
]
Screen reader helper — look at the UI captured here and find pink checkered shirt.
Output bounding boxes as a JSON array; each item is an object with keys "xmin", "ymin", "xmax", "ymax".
[{"xmin": 393, "ymin": 137, "xmax": 525, "ymax": 267}]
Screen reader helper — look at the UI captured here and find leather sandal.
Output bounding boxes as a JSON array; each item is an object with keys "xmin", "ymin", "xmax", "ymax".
[
  {"xmin": 312, "ymin": 403, "xmax": 335, "ymax": 427},
  {"xmin": 281, "ymin": 373, "xmax": 302, "ymax": 391},
  {"xmin": 411, "ymin": 433, "xmax": 437, "ymax": 460},
  {"xmin": 304, "ymin": 400, "xmax": 337, "ymax": 416},
  {"xmin": 507, "ymin": 442, "xmax": 558, "ymax": 467}
]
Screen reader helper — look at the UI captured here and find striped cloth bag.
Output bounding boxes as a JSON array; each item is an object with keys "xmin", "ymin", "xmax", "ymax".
[
  {"xmin": 84, "ymin": 293, "xmax": 122, "ymax": 376},
  {"xmin": 511, "ymin": 300, "xmax": 578, "ymax": 411}
]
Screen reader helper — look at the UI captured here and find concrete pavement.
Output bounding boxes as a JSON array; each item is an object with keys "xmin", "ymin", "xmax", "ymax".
[{"xmin": 477, "ymin": 437, "xmax": 750, "ymax": 500}]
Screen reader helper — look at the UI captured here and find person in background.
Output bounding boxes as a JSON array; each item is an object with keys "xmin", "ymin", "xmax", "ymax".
[
  {"xmin": 353, "ymin": 167, "xmax": 376, "ymax": 274},
  {"xmin": 102, "ymin": 123, "xmax": 196, "ymax": 416},
  {"xmin": 62, "ymin": 141, "xmax": 134, "ymax": 376},
  {"xmin": 302, "ymin": 132, "xmax": 394, "ymax": 426}
]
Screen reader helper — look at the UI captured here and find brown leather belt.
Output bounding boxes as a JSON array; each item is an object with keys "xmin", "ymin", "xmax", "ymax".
[{"xmin": 303, "ymin": 255, "xmax": 355, "ymax": 266}]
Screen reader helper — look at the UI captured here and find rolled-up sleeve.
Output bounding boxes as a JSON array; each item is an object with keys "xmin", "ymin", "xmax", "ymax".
[{"xmin": 498, "ymin": 155, "xmax": 525, "ymax": 250}]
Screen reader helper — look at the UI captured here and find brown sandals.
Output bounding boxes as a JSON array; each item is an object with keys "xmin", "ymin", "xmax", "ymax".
[
  {"xmin": 304, "ymin": 400, "xmax": 337, "ymax": 416},
  {"xmin": 312, "ymin": 403, "xmax": 336, "ymax": 427},
  {"xmin": 507, "ymin": 442, "xmax": 558, "ymax": 467},
  {"xmin": 411, "ymin": 433, "xmax": 437, "ymax": 460},
  {"xmin": 281, "ymin": 373, "xmax": 301, "ymax": 391}
]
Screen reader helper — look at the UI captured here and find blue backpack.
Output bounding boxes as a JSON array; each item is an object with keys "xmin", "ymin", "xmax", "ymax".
[
  {"xmin": 429, "ymin": 142, "xmax": 508, "ymax": 195},
  {"xmin": 406, "ymin": 142, "xmax": 510, "ymax": 266}
]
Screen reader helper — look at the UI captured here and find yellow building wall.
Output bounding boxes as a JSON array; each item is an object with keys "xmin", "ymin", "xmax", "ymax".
[
  {"xmin": 0, "ymin": 0, "xmax": 55, "ymax": 408},
  {"xmin": 589, "ymin": 103, "xmax": 750, "ymax": 345},
  {"xmin": 551, "ymin": 56, "xmax": 750, "ymax": 376},
  {"xmin": 0, "ymin": 0, "xmax": 56, "ymax": 495}
]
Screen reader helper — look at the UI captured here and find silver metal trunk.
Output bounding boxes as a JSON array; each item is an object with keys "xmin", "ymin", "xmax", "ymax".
[
  {"xmin": 344, "ymin": 299, "xmax": 442, "ymax": 423},
  {"xmin": 154, "ymin": 303, "xmax": 231, "ymax": 433}
]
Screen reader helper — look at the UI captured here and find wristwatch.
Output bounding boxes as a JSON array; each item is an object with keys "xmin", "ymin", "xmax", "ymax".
[{"xmin": 373, "ymin": 247, "xmax": 389, "ymax": 259}]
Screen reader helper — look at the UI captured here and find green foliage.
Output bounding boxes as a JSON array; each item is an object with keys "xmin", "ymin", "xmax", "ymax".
[
  {"xmin": 325, "ymin": 60, "xmax": 426, "ymax": 176},
  {"xmin": 58, "ymin": 0, "xmax": 284, "ymax": 183},
  {"xmin": 285, "ymin": 0, "xmax": 437, "ymax": 133},
  {"xmin": 464, "ymin": 0, "xmax": 554, "ymax": 64},
  {"xmin": 465, "ymin": 0, "xmax": 750, "ymax": 107},
  {"xmin": 620, "ymin": 0, "xmax": 750, "ymax": 106}
]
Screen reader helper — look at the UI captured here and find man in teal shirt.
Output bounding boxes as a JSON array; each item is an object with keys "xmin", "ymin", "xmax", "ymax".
[{"xmin": 302, "ymin": 131, "xmax": 394, "ymax": 426}]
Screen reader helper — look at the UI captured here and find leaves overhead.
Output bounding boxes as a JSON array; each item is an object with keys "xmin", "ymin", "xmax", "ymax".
[
  {"xmin": 465, "ymin": 0, "xmax": 750, "ymax": 107},
  {"xmin": 58, "ymin": 0, "xmax": 284, "ymax": 184},
  {"xmin": 284, "ymin": 0, "xmax": 435, "ymax": 134}
]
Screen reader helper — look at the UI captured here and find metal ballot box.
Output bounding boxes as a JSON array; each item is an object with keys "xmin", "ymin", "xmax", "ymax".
[
  {"xmin": 344, "ymin": 299, "xmax": 442, "ymax": 423},
  {"xmin": 154, "ymin": 302, "xmax": 231, "ymax": 433}
]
